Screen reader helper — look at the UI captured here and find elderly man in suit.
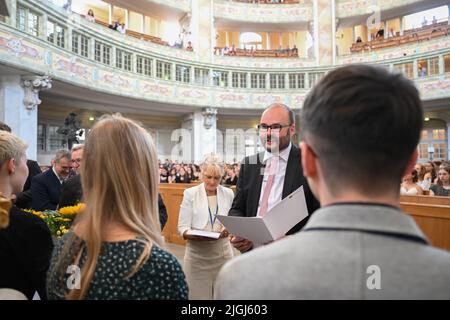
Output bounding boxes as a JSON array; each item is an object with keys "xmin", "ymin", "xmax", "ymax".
[
  {"xmin": 58, "ymin": 145, "xmax": 84, "ymax": 208},
  {"xmin": 229, "ymin": 103, "xmax": 319, "ymax": 253},
  {"xmin": 215, "ymin": 65, "xmax": 450, "ymax": 299},
  {"xmin": 31, "ymin": 150, "xmax": 71, "ymax": 211},
  {"xmin": 58, "ymin": 144, "xmax": 168, "ymax": 229}
]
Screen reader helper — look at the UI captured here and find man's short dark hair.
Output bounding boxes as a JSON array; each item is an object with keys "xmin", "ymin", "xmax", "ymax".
[
  {"xmin": 300, "ymin": 64, "xmax": 423, "ymax": 196},
  {"xmin": 0, "ymin": 121, "xmax": 12, "ymax": 132}
]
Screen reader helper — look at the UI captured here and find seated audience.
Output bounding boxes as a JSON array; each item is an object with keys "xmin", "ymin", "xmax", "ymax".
[
  {"xmin": 108, "ymin": 21, "xmax": 119, "ymax": 31},
  {"xmin": 192, "ymin": 165, "xmax": 201, "ymax": 181},
  {"xmin": 422, "ymin": 17, "xmax": 428, "ymax": 27},
  {"xmin": 429, "ymin": 165, "xmax": 450, "ymax": 197},
  {"xmin": 432, "ymin": 16, "xmax": 437, "ymax": 25},
  {"xmin": 46, "ymin": 114, "xmax": 188, "ymax": 300},
  {"xmin": 175, "ymin": 167, "xmax": 191, "ymax": 183},
  {"xmin": 224, "ymin": 165, "xmax": 238, "ymax": 186},
  {"xmin": 117, "ymin": 22, "xmax": 126, "ymax": 34},
  {"xmin": 186, "ymin": 41, "xmax": 193, "ymax": 51},
  {"xmin": 214, "ymin": 65, "xmax": 450, "ymax": 299},
  {"xmin": 159, "ymin": 167, "xmax": 169, "ymax": 183},
  {"xmin": 229, "ymin": 45, "xmax": 236, "ymax": 56},
  {"xmin": 414, "ymin": 163, "xmax": 431, "ymax": 191},
  {"xmin": 185, "ymin": 166, "xmax": 194, "ymax": 181},
  {"xmin": 222, "ymin": 46, "xmax": 229, "ymax": 56},
  {"xmin": 0, "ymin": 131, "xmax": 53, "ymax": 299},
  {"xmin": 400, "ymin": 170, "xmax": 423, "ymax": 195},
  {"xmin": 168, "ymin": 168, "xmax": 177, "ymax": 183},
  {"xmin": 375, "ymin": 27, "xmax": 384, "ymax": 39},
  {"xmin": 31, "ymin": 150, "xmax": 71, "ymax": 211},
  {"xmin": 178, "ymin": 154, "xmax": 234, "ymax": 299},
  {"xmin": 85, "ymin": 9, "xmax": 95, "ymax": 23}
]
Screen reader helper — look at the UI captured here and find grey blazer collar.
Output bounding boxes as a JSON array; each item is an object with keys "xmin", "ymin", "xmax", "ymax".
[{"xmin": 303, "ymin": 203, "xmax": 428, "ymax": 245}]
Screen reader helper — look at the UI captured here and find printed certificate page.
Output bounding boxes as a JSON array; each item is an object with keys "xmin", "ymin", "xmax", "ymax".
[{"xmin": 218, "ymin": 186, "xmax": 309, "ymax": 244}]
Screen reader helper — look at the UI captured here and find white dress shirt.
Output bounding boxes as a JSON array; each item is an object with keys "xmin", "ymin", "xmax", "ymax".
[
  {"xmin": 52, "ymin": 166, "xmax": 64, "ymax": 184},
  {"xmin": 256, "ymin": 143, "xmax": 292, "ymax": 217}
]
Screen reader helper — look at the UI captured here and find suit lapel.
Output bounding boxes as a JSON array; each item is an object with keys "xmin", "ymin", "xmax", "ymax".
[
  {"xmin": 282, "ymin": 145, "xmax": 300, "ymax": 198},
  {"xmin": 249, "ymin": 152, "xmax": 265, "ymax": 217},
  {"xmin": 198, "ymin": 182, "xmax": 208, "ymax": 209},
  {"xmin": 47, "ymin": 168, "xmax": 62, "ymax": 188}
]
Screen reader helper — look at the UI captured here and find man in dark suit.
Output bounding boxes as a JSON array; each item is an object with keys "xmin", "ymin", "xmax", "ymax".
[
  {"xmin": 58, "ymin": 145, "xmax": 84, "ymax": 208},
  {"xmin": 58, "ymin": 144, "xmax": 168, "ymax": 230},
  {"xmin": 229, "ymin": 103, "xmax": 319, "ymax": 253},
  {"xmin": 59, "ymin": 174, "xmax": 168, "ymax": 230},
  {"xmin": 31, "ymin": 150, "xmax": 71, "ymax": 211},
  {"xmin": 15, "ymin": 160, "xmax": 42, "ymax": 209}
]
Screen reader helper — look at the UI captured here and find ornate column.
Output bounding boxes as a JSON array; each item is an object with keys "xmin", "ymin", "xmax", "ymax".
[
  {"xmin": 191, "ymin": 0, "xmax": 213, "ymax": 62},
  {"xmin": 188, "ymin": 107, "xmax": 218, "ymax": 163},
  {"xmin": 0, "ymin": 75, "xmax": 52, "ymax": 161},
  {"xmin": 313, "ymin": 0, "xmax": 334, "ymax": 66}
]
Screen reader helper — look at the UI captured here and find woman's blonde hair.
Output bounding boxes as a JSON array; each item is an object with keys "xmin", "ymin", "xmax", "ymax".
[
  {"xmin": 201, "ymin": 153, "xmax": 224, "ymax": 178},
  {"xmin": 59, "ymin": 114, "xmax": 163, "ymax": 299},
  {"xmin": 0, "ymin": 131, "xmax": 27, "ymax": 167}
]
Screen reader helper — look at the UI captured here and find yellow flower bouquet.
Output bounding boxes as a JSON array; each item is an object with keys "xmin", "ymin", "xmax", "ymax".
[{"xmin": 24, "ymin": 203, "xmax": 85, "ymax": 238}]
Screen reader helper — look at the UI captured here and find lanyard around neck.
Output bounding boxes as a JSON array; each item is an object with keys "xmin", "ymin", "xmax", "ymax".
[{"xmin": 208, "ymin": 203, "xmax": 219, "ymax": 227}]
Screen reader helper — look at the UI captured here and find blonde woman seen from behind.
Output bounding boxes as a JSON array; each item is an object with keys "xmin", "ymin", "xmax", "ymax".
[
  {"xmin": 178, "ymin": 154, "xmax": 234, "ymax": 299},
  {"xmin": 0, "ymin": 130, "xmax": 53, "ymax": 299},
  {"xmin": 47, "ymin": 114, "xmax": 188, "ymax": 300}
]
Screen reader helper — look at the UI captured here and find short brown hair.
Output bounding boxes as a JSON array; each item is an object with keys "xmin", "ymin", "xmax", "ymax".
[{"xmin": 301, "ymin": 64, "xmax": 423, "ymax": 196}]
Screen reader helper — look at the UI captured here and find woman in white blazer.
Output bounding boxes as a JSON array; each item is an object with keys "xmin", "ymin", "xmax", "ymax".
[{"xmin": 178, "ymin": 154, "xmax": 235, "ymax": 299}]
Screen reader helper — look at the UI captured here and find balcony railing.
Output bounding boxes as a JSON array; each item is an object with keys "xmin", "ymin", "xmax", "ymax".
[
  {"xmin": 0, "ymin": 0, "xmax": 448, "ymax": 110},
  {"xmin": 351, "ymin": 22, "xmax": 449, "ymax": 54}
]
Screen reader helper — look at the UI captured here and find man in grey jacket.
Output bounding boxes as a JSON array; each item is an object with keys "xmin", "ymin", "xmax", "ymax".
[{"xmin": 214, "ymin": 64, "xmax": 450, "ymax": 299}]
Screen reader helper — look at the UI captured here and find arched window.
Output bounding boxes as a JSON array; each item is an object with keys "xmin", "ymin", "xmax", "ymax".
[{"xmin": 239, "ymin": 32, "xmax": 262, "ymax": 50}]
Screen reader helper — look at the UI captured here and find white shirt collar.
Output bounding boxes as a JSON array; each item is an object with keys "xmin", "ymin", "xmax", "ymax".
[
  {"xmin": 262, "ymin": 142, "xmax": 292, "ymax": 163},
  {"xmin": 52, "ymin": 166, "xmax": 64, "ymax": 184}
]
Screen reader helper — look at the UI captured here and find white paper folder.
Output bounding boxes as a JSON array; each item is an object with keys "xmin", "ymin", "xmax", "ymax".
[{"xmin": 218, "ymin": 186, "xmax": 309, "ymax": 244}]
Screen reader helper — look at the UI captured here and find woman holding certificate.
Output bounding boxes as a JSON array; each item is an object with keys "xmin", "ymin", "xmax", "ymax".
[{"xmin": 178, "ymin": 154, "xmax": 234, "ymax": 299}]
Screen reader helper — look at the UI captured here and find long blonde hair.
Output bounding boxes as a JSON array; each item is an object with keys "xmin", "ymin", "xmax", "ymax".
[{"xmin": 58, "ymin": 114, "xmax": 163, "ymax": 299}]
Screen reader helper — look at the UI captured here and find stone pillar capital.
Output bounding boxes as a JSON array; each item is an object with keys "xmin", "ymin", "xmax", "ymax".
[
  {"xmin": 201, "ymin": 107, "xmax": 217, "ymax": 129},
  {"xmin": 21, "ymin": 75, "xmax": 52, "ymax": 110}
]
